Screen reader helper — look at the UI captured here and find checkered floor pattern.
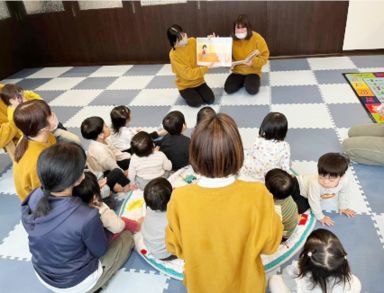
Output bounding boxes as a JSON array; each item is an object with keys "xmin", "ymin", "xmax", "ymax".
[{"xmin": 1, "ymin": 55, "xmax": 384, "ymax": 292}]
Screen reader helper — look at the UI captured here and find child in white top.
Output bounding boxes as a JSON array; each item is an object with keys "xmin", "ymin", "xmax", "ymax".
[
  {"xmin": 108, "ymin": 105, "xmax": 166, "ymax": 152},
  {"xmin": 142, "ymin": 177, "xmax": 176, "ymax": 260},
  {"xmin": 269, "ymin": 229, "xmax": 361, "ymax": 293},
  {"xmin": 241, "ymin": 112, "xmax": 290, "ymax": 182},
  {"xmin": 296, "ymin": 153, "xmax": 356, "ymax": 226},
  {"xmin": 73, "ymin": 172, "xmax": 142, "ymax": 238},
  {"xmin": 128, "ymin": 131, "xmax": 172, "ymax": 190}
]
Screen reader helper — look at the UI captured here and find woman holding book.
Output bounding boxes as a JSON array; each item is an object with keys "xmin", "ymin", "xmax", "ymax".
[
  {"xmin": 224, "ymin": 14, "xmax": 270, "ymax": 95},
  {"xmin": 167, "ymin": 25, "xmax": 215, "ymax": 107}
]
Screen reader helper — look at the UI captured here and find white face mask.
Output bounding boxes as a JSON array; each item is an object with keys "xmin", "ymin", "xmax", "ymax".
[
  {"xmin": 177, "ymin": 34, "xmax": 188, "ymax": 47},
  {"xmin": 235, "ymin": 32, "xmax": 247, "ymax": 40}
]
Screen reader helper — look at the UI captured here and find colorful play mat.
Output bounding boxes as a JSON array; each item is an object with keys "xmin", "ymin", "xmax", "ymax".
[
  {"xmin": 119, "ymin": 166, "xmax": 316, "ymax": 280},
  {"xmin": 344, "ymin": 72, "xmax": 384, "ymax": 124}
]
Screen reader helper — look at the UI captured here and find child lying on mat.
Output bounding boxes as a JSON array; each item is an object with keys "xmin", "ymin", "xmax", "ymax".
[
  {"xmin": 73, "ymin": 171, "xmax": 142, "ymax": 239},
  {"xmin": 142, "ymin": 178, "xmax": 177, "ymax": 261},
  {"xmin": 295, "ymin": 153, "xmax": 356, "ymax": 226}
]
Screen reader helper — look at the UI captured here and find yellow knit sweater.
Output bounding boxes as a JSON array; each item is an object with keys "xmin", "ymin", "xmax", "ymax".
[
  {"xmin": 169, "ymin": 38, "xmax": 208, "ymax": 90},
  {"xmin": 166, "ymin": 180, "xmax": 283, "ymax": 293},
  {"xmin": 13, "ymin": 134, "xmax": 56, "ymax": 201},
  {"xmin": 232, "ymin": 31, "xmax": 270, "ymax": 76},
  {"xmin": 0, "ymin": 122, "xmax": 17, "ymax": 148}
]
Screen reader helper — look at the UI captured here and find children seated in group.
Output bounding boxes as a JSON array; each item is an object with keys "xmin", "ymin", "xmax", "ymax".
[
  {"xmin": 0, "ymin": 83, "xmax": 80, "ymax": 144},
  {"xmin": 142, "ymin": 177, "xmax": 176, "ymax": 261},
  {"xmin": 109, "ymin": 105, "xmax": 166, "ymax": 153},
  {"xmin": 157, "ymin": 111, "xmax": 190, "ymax": 171},
  {"xmin": 73, "ymin": 171, "xmax": 141, "ymax": 238},
  {"xmin": 12, "ymin": 100, "xmax": 57, "ymax": 201},
  {"xmin": 81, "ymin": 116, "xmax": 133, "ymax": 193},
  {"xmin": 269, "ymin": 229, "xmax": 361, "ymax": 293},
  {"xmin": 295, "ymin": 153, "xmax": 356, "ymax": 226},
  {"xmin": 265, "ymin": 168, "xmax": 298, "ymax": 239},
  {"xmin": 129, "ymin": 131, "xmax": 172, "ymax": 189},
  {"xmin": 241, "ymin": 112, "xmax": 291, "ymax": 182}
]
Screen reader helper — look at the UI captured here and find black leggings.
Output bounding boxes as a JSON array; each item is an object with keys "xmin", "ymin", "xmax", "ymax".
[
  {"xmin": 291, "ymin": 176, "xmax": 310, "ymax": 214},
  {"xmin": 104, "ymin": 168, "xmax": 130, "ymax": 189},
  {"xmin": 224, "ymin": 73, "xmax": 260, "ymax": 95},
  {"xmin": 179, "ymin": 83, "xmax": 215, "ymax": 107}
]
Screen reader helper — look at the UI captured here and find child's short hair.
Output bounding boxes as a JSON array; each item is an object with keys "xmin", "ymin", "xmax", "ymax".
[
  {"xmin": 81, "ymin": 116, "xmax": 104, "ymax": 140},
  {"xmin": 0, "ymin": 84, "xmax": 23, "ymax": 106},
  {"xmin": 196, "ymin": 106, "xmax": 216, "ymax": 125},
  {"xmin": 298, "ymin": 229, "xmax": 351, "ymax": 292},
  {"xmin": 131, "ymin": 131, "xmax": 154, "ymax": 157},
  {"xmin": 317, "ymin": 153, "xmax": 350, "ymax": 177},
  {"xmin": 73, "ymin": 171, "xmax": 102, "ymax": 205},
  {"xmin": 110, "ymin": 105, "xmax": 131, "ymax": 134},
  {"xmin": 265, "ymin": 168, "xmax": 293, "ymax": 200},
  {"xmin": 144, "ymin": 177, "xmax": 172, "ymax": 212},
  {"xmin": 162, "ymin": 111, "xmax": 185, "ymax": 135},
  {"xmin": 259, "ymin": 112, "xmax": 288, "ymax": 141}
]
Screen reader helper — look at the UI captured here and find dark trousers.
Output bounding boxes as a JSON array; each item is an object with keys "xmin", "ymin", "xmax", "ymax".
[
  {"xmin": 179, "ymin": 83, "xmax": 215, "ymax": 107},
  {"xmin": 224, "ymin": 73, "xmax": 260, "ymax": 95},
  {"xmin": 104, "ymin": 168, "xmax": 130, "ymax": 190},
  {"xmin": 291, "ymin": 176, "xmax": 310, "ymax": 214}
]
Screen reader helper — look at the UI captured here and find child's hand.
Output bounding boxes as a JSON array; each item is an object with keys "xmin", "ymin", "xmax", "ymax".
[
  {"xmin": 339, "ymin": 208, "xmax": 356, "ymax": 218},
  {"xmin": 129, "ymin": 183, "xmax": 138, "ymax": 191},
  {"xmin": 245, "ymin": 60, "xmax": 253, "ymax": 66},
  {"xmin": 157, "ymin": 129, "xmax": 168, "ymax": 136},
  {"xmin": 98, "ymin": 178, "xmax": 107, "ymax": 188},
  {"xmin": 319, "ymin": 216, "xmax": 335, "ymax": 226},
  {"xmin": 123, "ymin": 170, "xmax": 129, "ymax": 177},
  {"xmin": 207, "ymin": 62, "xmax": 216, "ymax": 69}
]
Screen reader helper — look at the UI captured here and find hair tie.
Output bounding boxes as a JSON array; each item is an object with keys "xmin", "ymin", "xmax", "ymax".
[
  {"xmin": 344, "ymin": 255, "xmax": 347, "ymax": 260},
  {"xmin": 307, "ymin": 252, "xmax": 312, "ymax": 257}
]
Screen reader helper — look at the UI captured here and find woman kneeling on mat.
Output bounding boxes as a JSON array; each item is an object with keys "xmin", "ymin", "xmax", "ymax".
[
  {"xmin": 167, "ymin": 25, "xmax": 215, "ymax": 107},
  {"xmin": 22, "ymin": 143, "xmax": 134, "ymax": 292},
  {"xmin": 225, "ymin": 14, "xmax": 269, "ymax": 95},
  {"xmin": 165, "ymin": 113, "xmax": 283, "ymax": 293}
]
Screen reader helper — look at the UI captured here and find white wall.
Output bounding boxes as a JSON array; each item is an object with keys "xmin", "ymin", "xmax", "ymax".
[{"xmin": 343, "ymin": 0, "xmax": 384, "ymax": 50}]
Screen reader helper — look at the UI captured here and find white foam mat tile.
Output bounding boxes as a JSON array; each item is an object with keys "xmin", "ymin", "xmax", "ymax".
[
  {"xmin": 49, "ymin": 89, "xmax": 103, "ymax": 106},
  {"xmin": 28, "ymin": 67, "xmax": 73, "ymax": 78},
  {"xmin": 270, "ymin": 70, "xmax": 317, "ymax": 86},
  {"xmin": 89, "ymin": 65, "xmax": 133, "ymax": 77},
  {"xmin": 308, "ymin": 56, "xmax": 356, "ymax": 70},
  {"xmin": 64, "ymin": 105, "xmax": 115, "ymax": 128},
  {"xmin": 221, "ymin": 86, "xmax": 270, "ymax": 105},
  {"xmin": 319, "ymin": 84, "xmax": 360, "ymax": 104},
  {"xmin": 107, "ymin": 76, "xmax": 154, "ymax": 90},
  {"xmin": 130, "ymin": 89, "xmax": 180, "ymax": 106}
]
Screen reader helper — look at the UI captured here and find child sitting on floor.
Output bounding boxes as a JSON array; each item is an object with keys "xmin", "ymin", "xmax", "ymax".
[
  {"xmin": 269, "ymin": 229, "xmax": 361, "ymax": 293},
  {"xmin": 109, "ymin": 105, "xmax": 166, "ymax": 152},
  {"xmin": 241, "ymin": 112, "xmax": 291, "ymax": 182},
  {"xmin": 265, "ymin": 168, "xmax": 298, "ymax": 239},
  {"xmin": 142, "ymin": 177, "xmax": 176, "ymax": 261},
  {"xmin": 196, "ymin": 106, "xmax": 216, "ymax": 125},
  {"xmin": 157, "ymin": 111, "xmax": 190, "ymax": 171},
  {"xmin": 73, "ymin": 171, "xmax": 141, "ymax": 238},
  {"xmin": 296, "ymin": 153, "xmax": 356, "ymax": 226},
  {"xmin": 129, "ymin": 131, "xmax": 172, "ymax": 190},
  {"xmin": 81, "ymin": 116, "xmax": 133, "ymax": 192},
  {"xmin": 0, "ymin": 83, "xmax": 80, "ymax": 144}
]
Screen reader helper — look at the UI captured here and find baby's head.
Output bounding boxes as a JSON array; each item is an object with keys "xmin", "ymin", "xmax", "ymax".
[
  {"xmin": 110, "ymin": 105, "xmax": 131, "ymax": 134},
  {"xmin": 317, "ymin": 153, "xmax": 350, "ymax": 189},
  {"xmin": 259, "ymin": 112, "xmax": 288, "ymax": 141},
  {"xmin": 196, "ymin": 106, "xmax": 216, "ymax": 125},
  {"xmin": 0, "ymin": 84, "xmax": 24, "ymax": 107},
  {"xmin": 265, "ymin": 168, "xmax": 293, "ymax": 200},
  {"xmin": 81, "ymin": 116, "xmax": 110, "ymax": 141},
  {"xmin": 298, "ymin": 229, "xmax": 351, "ymax": 292},
  {"xmin": 144, "ymin": 177, "xmax": 172, "ymax": 212},
  {"xmin": 131, "ymin": 131, "xmax": 154, "ymax": 157},
  {"xmin": 162, "ymin": 111, "xmax": 186, "ymax": 135},
  {"xmin": 73, "ymin": 171, "xmax": 102, "ymax": 206}
]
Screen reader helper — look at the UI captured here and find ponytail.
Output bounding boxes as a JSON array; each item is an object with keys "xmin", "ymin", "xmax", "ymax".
[
  {"xmin": 33, "ymin": 189, "xmax": 52, "ymax": 218},
  {"xmin": 15, "ymin": 135, "xmax": 29, "ymax": 162}
]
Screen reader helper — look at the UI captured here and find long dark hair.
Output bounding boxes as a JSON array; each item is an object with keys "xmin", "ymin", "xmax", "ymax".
[
  {"xmin": 14, "ymin": 100, "xmax": 52, "ymax": 162},
  {"xmin": 298, "ymin": 229, "xmax": 351, "ymax": 293},
  {"xmin": 35, "ymin": 143, "xmax": 86, "ymax": 218},
  {"xmin": 73, "ymin": 171, "xmax": 102, "ymax": 206}
]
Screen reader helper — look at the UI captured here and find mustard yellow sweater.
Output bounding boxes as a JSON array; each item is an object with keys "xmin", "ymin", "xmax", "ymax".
[
  {"xmin": 166, "ymin": 180, "xmax": 283, "ymax": 293},
  {"xmin": 232, "ymin": 31, "xmax": 270, "ymax": 76},
  {"xmin": 0, "ymin": 122, "xmax": 17, "ymax": 148},
  {"xmin": 169, "ymin": 38, "xmax": 208, "ymax": 90},
  {"xmin": 13, "ymin": 134, "xmax": 56, "ymax": 201}
]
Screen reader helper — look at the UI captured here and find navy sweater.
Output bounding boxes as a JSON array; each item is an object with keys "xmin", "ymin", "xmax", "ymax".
[
  {"xmin": 22, "ymin": 188, "xmax": 108, "ymax": 289},
  {"xmin": 157, "ymin": 134, "xmax": 190, "ymax": 171}
]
